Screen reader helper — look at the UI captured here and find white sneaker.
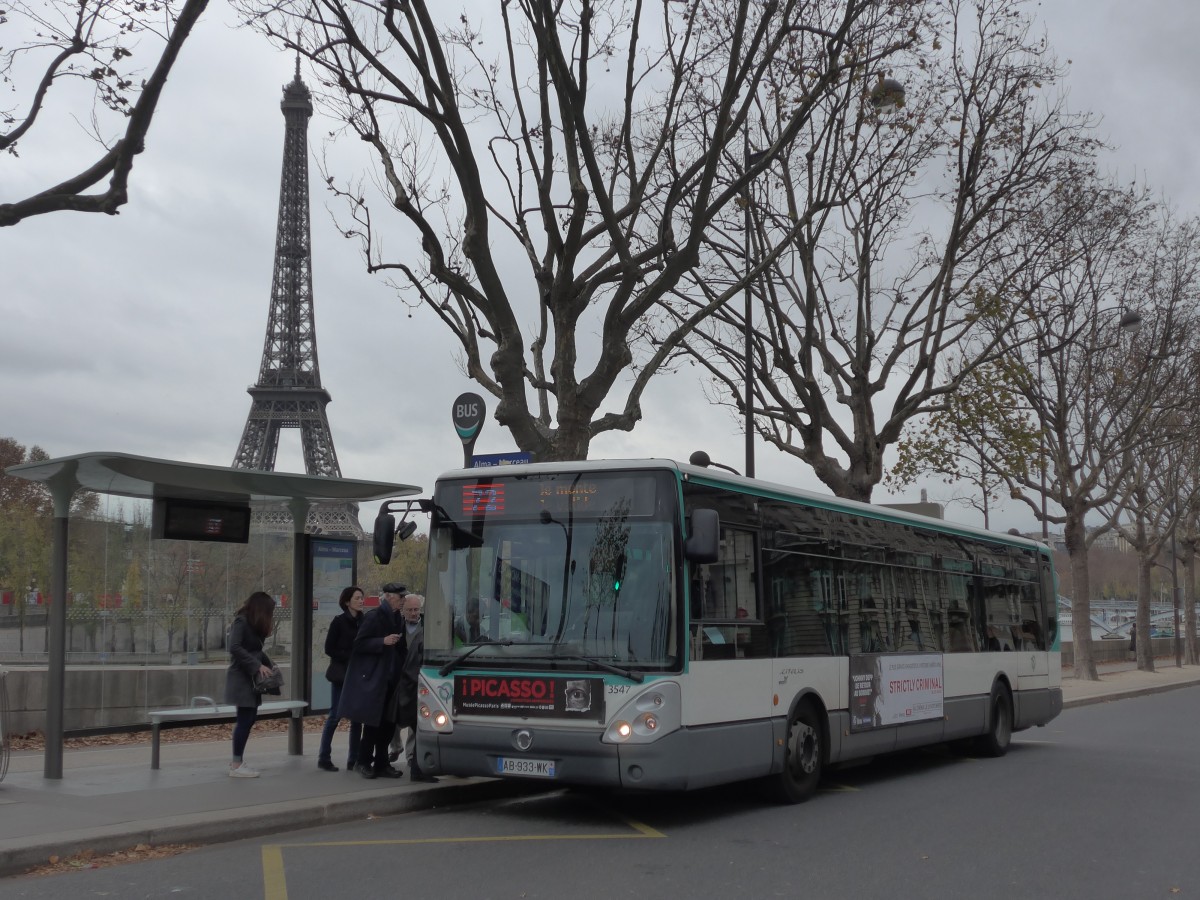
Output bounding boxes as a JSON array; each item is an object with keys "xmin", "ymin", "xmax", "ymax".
[{"xmin": 229, "ymin": 764, "xmax": 260, "ymax": 778}]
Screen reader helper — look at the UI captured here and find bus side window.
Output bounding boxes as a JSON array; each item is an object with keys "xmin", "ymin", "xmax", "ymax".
[
  {"xmin": 1018, "ymin": 578, "xmax": 1046, "ymax": 650},
  {"xmin": 690, "ymin": 526, "xmax": 767, "ymax": 659},
  {"xmin": 761, "ymin": 560, "xmax": 835, "ymax": 657},
  {"xmin": 941, "ymin": 568, "xmax": 977, "ymax": 652}
]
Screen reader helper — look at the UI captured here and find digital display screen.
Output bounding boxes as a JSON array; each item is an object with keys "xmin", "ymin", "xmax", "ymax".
[
  {"xmin": 463, "ymin": 483, "xmax": 506, "ymax": 516},
  {"xmin": 152, "ymin": 498, "xmax": 252, "ymax": 544},
  {"xmin": 444, "ymin": 473, "xmax": 660, "ymax": 521}
]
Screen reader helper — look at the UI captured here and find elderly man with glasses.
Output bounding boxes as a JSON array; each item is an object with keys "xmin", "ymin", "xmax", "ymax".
[{"xmin": 339, "ymin": 582, "xmax": 408, "ymax": 779}]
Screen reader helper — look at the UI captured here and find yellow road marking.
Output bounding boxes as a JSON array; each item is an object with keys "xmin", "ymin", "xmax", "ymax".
[
  {"xmin": 612, "ymin": 814, "xmax": 666, "ymax": 838},
  {"xmin": 260, "ymin": 806, "xmax": 664, "ymax": 898},
  {"xmin": 261, "ymin": 844, "xmax": 287, "ymax": 900}
]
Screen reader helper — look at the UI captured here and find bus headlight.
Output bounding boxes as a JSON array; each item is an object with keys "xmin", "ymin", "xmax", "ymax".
[
  {"xmin": 418, "ymin": 673, "xmax": 454, "ymax": 734},
  {"xmin": 603, "ymin": 682, "xmax": 680, "ymax": 744}
]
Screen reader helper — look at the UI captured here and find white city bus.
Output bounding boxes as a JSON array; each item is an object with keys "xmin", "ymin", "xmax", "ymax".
[{"xmin": 413, "ymin": 459, "xmax": 1061, "ymax": 802}]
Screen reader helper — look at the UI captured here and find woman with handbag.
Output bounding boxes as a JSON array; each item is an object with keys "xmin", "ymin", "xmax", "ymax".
[
  {"xmin": 316, "ymin": 585, "xmax": 365, "ymax": 771},
  {"xmin": 224, "ymin": 591, "xmax": 279, "ymax": 778}
]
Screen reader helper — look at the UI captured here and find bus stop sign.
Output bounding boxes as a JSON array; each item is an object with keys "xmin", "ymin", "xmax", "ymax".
[{"xmin": 452, "ymin": 392, "xmax": 486, "ymax": 467}]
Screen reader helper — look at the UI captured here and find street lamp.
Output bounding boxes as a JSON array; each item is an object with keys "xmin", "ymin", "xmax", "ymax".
[
  {"xmin": 1171, "ymin": 524, "xmax": 1182, "ymax": 668},
  {"xmin": 1165, "ymin": 445, "xmax": 1183, "ymax": 669},
  {"xmin": 743, "ymin": 142, "xmax": 768, "ymax": 479},
  {"xmin": 739, "ymin": 80, "xmax": 905, "ymax": 479},
  {"xmin": 1119, "ymin": 309, "xmax": 1143, "ymax": 333}
]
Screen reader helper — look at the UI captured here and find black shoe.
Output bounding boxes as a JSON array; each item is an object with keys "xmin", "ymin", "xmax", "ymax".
[
  {"xmin": 411, "ymin": 773, "xmax": 439, "ymax": 783},
  {"xmin": 388, "ymin": 750, "xmax": 401, "ymax": 763},
  {"xmin": 346, "ymin": 759, "xmax": 357, "ymax": 771},
  {"xmin": 376, "ymin": 766, "xmax": 404, "ymax": 779},
  {"xmin": 357, "ymin": 764, "xmax": 377, "ymax": 780},
  {"xmin": 317, "ymin": 759, "xmax": 339, "ymax": 772}
]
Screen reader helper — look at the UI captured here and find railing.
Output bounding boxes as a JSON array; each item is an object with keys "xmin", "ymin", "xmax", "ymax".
[{"xmin": 0, "ymin": 608, "xmax": 293, "ymax": 667}]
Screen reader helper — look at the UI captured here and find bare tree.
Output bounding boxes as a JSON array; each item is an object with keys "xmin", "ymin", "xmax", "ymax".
[
  {"xmin": 1114, "ymin": 456, "xmax": 1181, "ymax": 674},
  {"xmin": 896, "ymin": 188, "xmax": 1194, "ymax": 680},
  {"xmin": 1104, "ymin": 219, "xmax": 1200, "ymax": 671},
  {"xmin": 671, "ymin": 0, "xmax": 1099, "ymax": 500},
  {"xmin": 887, "ymin": 361, "xmax": 1039, "ymax": 530},
  {"xmin": 0, "ymin": 0, "xmax": 210, "ymax": 227},
  {"xmin": 233, "ymin": 0, "xmax": 919, "ymax": 461},
  {"xmin": 1179, "ymin": 502, "xmax": 1200, "ymax": 666},
  {"xmin": 1176, "ymin": 421, "xmax": 1200, "ymax": 667}
]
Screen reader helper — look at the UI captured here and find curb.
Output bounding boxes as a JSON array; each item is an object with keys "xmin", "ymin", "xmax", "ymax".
[
  {"xmin": 1062, "ymin": 677, "xmax": 1200, "ymax": 710},
  {"xmin": 0, "ymin": 778, "xmax": 538, "ymax": 879}
]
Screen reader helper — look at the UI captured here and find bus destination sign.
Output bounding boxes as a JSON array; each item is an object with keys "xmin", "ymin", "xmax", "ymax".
[
  {"xmin": 450, "ymin": 473, "xmax": 659, "ymax": 520},
  {"xmin": 463, "ymin": 483, "xmax": 505, "ymax": 516}
]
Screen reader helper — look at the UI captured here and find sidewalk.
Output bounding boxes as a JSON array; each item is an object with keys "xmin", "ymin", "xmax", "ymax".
[
  {"xmin": 0, "ymin": 734, "xmax": 534, "ymax": 878},
  {"xmin": 2, "ymin": 661, "xmax": 1198, "ymax": 878},
  {"xmin": 1059, "ymin": 657, "xmax": 1200, "ymax": 708}
]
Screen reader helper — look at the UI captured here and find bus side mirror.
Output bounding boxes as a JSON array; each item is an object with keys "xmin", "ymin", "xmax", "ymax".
[
  {"xmin": 685, "ymin": 508, "xmax": 720, "ymax": 563},
  {"xmin": 373, "ymin": 512, "xmax": 396, "ymax": 564}
]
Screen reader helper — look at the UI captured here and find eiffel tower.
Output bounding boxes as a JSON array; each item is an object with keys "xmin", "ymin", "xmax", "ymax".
[{"xmin": 232, "ymin": 60, "xmax": 362, "ymax": 537}]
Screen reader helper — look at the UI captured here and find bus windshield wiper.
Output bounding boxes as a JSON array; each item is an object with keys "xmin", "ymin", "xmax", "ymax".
[
  {"xmin": 438, "ymin": 640, "xmax": 515, "ymax": 676},
  {"xmin": 552, "ymin": 653, "xmax": 644, "ymax": 683}
]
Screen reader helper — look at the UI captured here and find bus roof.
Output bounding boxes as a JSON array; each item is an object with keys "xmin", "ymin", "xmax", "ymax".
[{"xmin": 434, "ymin": 458, "xmax": 1051, "ymax": 556}]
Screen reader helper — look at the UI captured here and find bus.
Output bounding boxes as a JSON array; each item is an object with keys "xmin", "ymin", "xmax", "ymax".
[{"xmin": 409, "ymin": 458, "xmax": 1061, "ymax": 802}]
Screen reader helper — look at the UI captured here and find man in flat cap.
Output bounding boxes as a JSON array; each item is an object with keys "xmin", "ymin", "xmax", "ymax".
[{"xmin": 339, "ymin": 583, "xmax": 407, "ymax": 778}]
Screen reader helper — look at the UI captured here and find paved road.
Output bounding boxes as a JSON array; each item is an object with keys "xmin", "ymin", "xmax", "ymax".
[
  {"xmin": 2, "ymin": 661, "xmax": 1198, "ymax": 879},
  {"xmin": 6, "ymin": 687, "xmax": 1200, "ymax": 899}
]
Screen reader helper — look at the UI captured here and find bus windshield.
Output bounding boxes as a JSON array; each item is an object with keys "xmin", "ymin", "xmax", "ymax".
[{"xmin": 422, "ymin": 470, "xmax": 680, "ymax": 673}]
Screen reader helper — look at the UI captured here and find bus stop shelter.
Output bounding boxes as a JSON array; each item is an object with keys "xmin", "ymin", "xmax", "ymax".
[{"xmin": 3, "ymin": 451, "xmax": 419, "ymax": 779}]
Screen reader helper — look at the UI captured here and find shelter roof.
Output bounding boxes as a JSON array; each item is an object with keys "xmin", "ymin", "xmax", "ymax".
[{"xmin": 4, "ymin": 451, "xmax": 419, "ymax": 504}]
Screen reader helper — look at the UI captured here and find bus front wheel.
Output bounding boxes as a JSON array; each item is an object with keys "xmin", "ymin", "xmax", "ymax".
[
  {"xmin": 975, "ymin": 683, "xmax": 1012, "ymax": 758},
  {"xmin": 775, "ymin": 702, "xmax": 824, "ymax": 804}
]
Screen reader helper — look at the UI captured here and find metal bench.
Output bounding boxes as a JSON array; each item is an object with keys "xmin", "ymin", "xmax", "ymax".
[{"xmin": 147, "ymin": 696, "xmax": 308, "ymax": 769}]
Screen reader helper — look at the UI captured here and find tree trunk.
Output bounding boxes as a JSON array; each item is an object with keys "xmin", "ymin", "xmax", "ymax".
[
  {"xmin": 1135, "ymin": 554, "xmax": 1155, "ymax": 673},
  {"xmin": 1182, "ymin": 540, "xmax": 1197, "ymax": 666},
  {"xmin": 1064, "ymin": 509, "xmax": 1098, "ymax": 680}
]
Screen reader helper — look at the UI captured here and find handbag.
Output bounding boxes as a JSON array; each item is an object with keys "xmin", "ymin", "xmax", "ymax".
[
  {"xmin": 324, "ymin": 658, "xmax": 347, "ymax": 684},
  {"xmin": 253, "ymin": 665, "xmax": 284, "ymax": 693}
]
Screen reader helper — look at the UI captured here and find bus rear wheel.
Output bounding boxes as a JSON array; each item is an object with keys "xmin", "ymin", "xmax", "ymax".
[
  {"xmin": 775, "ymin": 702, "xmax": 823, "ymax": 804},
  {"xmin": 975, "ymin": 683, "xmax": 1012, "ymax": 758}
]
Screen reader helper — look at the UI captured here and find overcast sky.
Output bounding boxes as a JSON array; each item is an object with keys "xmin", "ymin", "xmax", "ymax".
[{"xmin": 3, "ymin": 0, "xmax": 1197, "ymax": 533}]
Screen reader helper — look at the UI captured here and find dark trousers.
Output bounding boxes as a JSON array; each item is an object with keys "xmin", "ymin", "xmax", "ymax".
[
  {"xmin": 358, "ymin": 684, "xmax": 399, "ymax": 771},
  {"xmin": 232, "ymin": 706, "xmax": 258, "ymax": 760},
  {"xmin": 317, "ymin": 681, "xmax": 363, "ymax": 766},
  {"xmin": 360, "ymin": 718, "xmax": 398, "ymax": 771}
]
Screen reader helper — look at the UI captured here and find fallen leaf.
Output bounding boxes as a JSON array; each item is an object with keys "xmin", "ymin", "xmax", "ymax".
[{"xmin": 26, "ymin": 844, "xmax": 196, "ymax": 878}]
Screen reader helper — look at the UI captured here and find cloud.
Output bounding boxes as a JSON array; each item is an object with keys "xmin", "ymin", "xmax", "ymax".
[{"xmin": 3, "ymin": 0, "xmax": 1196, "ymax": 539}]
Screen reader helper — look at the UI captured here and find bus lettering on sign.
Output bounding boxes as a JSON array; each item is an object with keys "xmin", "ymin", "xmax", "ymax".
[
  {"xmin": 453, "ymin": 675, "xmax": 606, "ymax": 722},
  {"xmin": 849, "ymin": 653, "xmax": 944, "ymax": 731}
]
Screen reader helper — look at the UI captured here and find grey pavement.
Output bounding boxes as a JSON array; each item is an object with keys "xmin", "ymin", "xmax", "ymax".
[{"xmin": 2, "ymin": 660, "xmax": 1199, "ymax": 878}]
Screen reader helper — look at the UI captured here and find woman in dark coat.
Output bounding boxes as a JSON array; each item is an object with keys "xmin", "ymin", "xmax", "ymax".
[
  {"xmin": 316, "ymin": 585, "xmax": 365, "ymax": 771},
  {"xmin": 224, "ymin": 591, "xmax": 277, "ymax": 778}
]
